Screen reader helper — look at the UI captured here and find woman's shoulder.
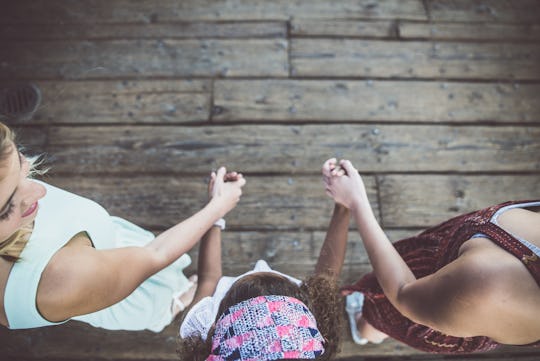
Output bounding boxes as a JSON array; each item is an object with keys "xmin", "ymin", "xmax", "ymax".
[
  {"xmin": 453, "ymin": 248, "xmax": 540, "ymax": 343},
  {"xmin": 454, "ymin": 244, "xmax": 539, "ymax": 312}
]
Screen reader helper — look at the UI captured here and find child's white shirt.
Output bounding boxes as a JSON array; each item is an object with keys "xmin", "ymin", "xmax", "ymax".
[{"xmin": 179, "ymin": 260, "xmax": 301, "ymax": 340}]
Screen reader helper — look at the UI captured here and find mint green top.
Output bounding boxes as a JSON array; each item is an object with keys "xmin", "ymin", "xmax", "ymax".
[{"xmin": 5, "ymin": 181, "xmax": 191, "ymax": 332}]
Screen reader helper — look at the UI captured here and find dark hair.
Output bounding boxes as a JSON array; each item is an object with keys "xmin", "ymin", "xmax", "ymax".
[{"xmin": 177, "ymin": 273, "xmax": 343, "ymax": 361}]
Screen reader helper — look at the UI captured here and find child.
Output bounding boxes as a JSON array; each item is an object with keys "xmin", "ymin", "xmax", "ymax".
[{"xmin": 177, "ymin": 168, "xmax": 347, "ymax": 360}]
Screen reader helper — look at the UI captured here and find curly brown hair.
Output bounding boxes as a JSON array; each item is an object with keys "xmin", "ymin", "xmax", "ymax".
[{"xmin": 177, "ymin": 272, "xmax": 343, "ymax": 361}]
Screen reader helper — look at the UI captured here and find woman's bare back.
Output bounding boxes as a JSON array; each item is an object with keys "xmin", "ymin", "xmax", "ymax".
[{"xmin": 455, "ymin": 207, "xmax": 540, "ymax": 344}]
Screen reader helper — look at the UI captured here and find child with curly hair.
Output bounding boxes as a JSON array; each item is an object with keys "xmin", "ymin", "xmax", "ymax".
[{"xmin": 177, "ymin": 166, "xmax": 347, "ymax": 361}]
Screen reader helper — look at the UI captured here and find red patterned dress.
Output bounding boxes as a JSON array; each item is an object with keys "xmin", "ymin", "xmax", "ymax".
[{"xmin": 342, "ymin": 200, "xmax": 540, "ymax": 353}]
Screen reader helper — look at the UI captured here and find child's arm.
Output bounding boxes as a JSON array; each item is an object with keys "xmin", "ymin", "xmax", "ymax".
[
  {"xmin": 191, "ymin": 225, "xmax": 222, "ymax": 305},
  {"xmin": 315, "ymin": 158, "xmax": 351, "ymax": 279},
  {"xmin": 315, "ymin": 204, "xmax": 350, "ymax": 279},
  {"xmin": 183, "ymin": 170, "xmax": 239, "ymax": 309}
]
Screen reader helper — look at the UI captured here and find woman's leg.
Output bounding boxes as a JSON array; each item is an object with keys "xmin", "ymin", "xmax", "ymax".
[{"xmin": 356, "ymin": 314, "xmax": 389, "ymax": 344}]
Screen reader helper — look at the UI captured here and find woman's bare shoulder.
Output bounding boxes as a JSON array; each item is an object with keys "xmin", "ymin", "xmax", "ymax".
[
  {"xmin": 449, "ymin": 246, "xmax": 540, "ymax": 340},
  {"xmin": 398, "ymin": 246, "xmax": 530, "ymax": 337}
]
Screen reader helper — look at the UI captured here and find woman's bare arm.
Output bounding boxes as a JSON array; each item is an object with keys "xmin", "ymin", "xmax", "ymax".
[
  {"xmin": 37, "ymin": 168, "xmax": 244, "ymax": 322},
  {"xmin": 323, "ymin": 159, "xmax": 425, "ymax": 319},
  {"xmin": 324, "ymin": 159, "xmax": 540, "ymax": 339}
]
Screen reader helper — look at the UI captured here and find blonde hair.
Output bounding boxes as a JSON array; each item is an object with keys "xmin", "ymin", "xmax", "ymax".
[{"xmin": 0, "ymin": 122, "xmax": 45, "ymax": 261}]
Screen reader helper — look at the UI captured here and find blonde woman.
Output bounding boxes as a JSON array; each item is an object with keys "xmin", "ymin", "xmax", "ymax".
[{"xmin": 0, "ymin": 122, "xmax": 246, "ymax": 332}]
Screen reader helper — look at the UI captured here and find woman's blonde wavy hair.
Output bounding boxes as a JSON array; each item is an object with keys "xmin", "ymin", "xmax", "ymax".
[{"xmin": 0, "ymin": 122, "xmax": 46, "ymax": 261}]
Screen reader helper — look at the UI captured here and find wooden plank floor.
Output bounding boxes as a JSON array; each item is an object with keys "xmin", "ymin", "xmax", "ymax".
[{"xmin": 1, "ymin": 0, "xmax": 539, "ymax": 359}]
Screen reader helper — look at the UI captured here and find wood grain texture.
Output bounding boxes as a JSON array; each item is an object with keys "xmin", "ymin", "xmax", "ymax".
[
  {"xmin": 214, "ymin": 80, "xmax": 540, "ymax": 122},
  {"xmin": 1, "ymin": 39, "xmax": 288, "ymax": 79},
  {"xmin": 291, "ymin": 39, "xmax": 540, "ymax": 79},
  {"xmin": 0, "ymin": 0, "xmax": 427, "ymax": 24},
  {"xmin": 427, "ymin": 0, "xmax": 540, "ymax": 23},
  {"xmin": 400, "ymin": 22, "xmax": 540, "ymax": 41},
  {"xmin": 379, "ymin": 174, "xmax": 540, "ymax": 227},
  {"xmin": 291, "ymin": 19, "xmax": 398, "ymax": 38},
  {"xmin": 29, "ymin": 125, "xmax": 540, "ymax": 174},
  {"xmin": 25, "ymin": 80, "xmax": 211, "ymax": 124},
  {"xmin": 0, "ymin": 22, "xmax": 287, "ymax": 40}
]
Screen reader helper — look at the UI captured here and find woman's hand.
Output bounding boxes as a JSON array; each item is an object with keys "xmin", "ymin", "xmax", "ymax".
[
  {"xmin": 322, "ymin": 158, "xmax": 368, "ymax": 212},
  {"xmin": 208, "ymin": 166, "xmax": 246, "ymax": 216}
]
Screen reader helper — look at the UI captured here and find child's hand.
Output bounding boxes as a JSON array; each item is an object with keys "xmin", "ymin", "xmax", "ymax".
[{"xmin": 208, "ymin": 167, "xmax": 246, "ymax": 216}]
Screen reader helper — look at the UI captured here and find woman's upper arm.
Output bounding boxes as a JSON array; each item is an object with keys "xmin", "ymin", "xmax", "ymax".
[
  {"xmin": 395, "ymin": 257, "xmax": 489, "ymax": 332},
  {"xmin": 37, "ymin": 244, "xmax": 162, "ymax": 322}
]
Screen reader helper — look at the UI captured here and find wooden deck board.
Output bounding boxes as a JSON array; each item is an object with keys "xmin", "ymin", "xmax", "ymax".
[
  {"xmin": 291, "ymin": 19, "xmax": 398, "ymax": 38},
  {"xmin": 2, "ymin": 39, "xmax": 289, "ymax": 79},
  {"xmin": 14, "ymin": 79, "xmax": 540, "ymax": 124},
  {"xmin": 427, "ymin": 0, "xmax": 540, "ymax": 23},
  {"xmin": 1, "ymin": 0, "xmax": 539, "ymax": 359},
  {"xmin": 379, "ymin": 175, "xmax": 540, "ymax": 227},
  {"xmin": 214, "ymin": 80, "xmax": 540, "ymax": 122},
  {"xmin": 399, "ymin": 22, "xmax": 540, "ymax": 41},
  {"xmin": 0, "ymin": 0, "xmax": 427, "ymax": 24},
  {"xmin": 0, "ymin": 22, "xmax": 288, "ymax": 40},
  {"xmin": 291, "ymin": 39, "xmax": 540, "ymax": 79},
  {"xmin": 32, "ymin": 125, "xmax": 540, "ymax": 174},
  {"xmin": 27, "ymin": 80, "xmax": 211, "ymax": 124}
]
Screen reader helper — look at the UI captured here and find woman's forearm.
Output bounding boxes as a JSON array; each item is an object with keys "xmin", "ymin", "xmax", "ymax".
[
  {"xmin": 352, "ymin": 201, "xmax": 417, "ymax": 306},
  {"xmin": 145, "ymin": 199, "xmax": 224, "ymax": 267},
  {"xmin": 315, "ymin": 204, "xmax": 350, "ymax": 279}
]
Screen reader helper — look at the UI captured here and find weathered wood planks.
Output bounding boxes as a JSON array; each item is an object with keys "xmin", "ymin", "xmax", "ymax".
[
  {"xmin": 1, "ymin": 39, "xmax": 289, "ymax": 79},
  {"xmin": 291, "ymin": 39, "xmax": 540, "ymax": 79},
  {"xmin": 7, "ymin": 39, "xmax": 537, "ymax": 80},
  {"xmin": 379, "ymin": 175, "xmax": 540, "ymax": 227},
  {"xmin": 26, "ymin": 80, "xmax": 211, "ymax": 124},
  {"xmin": 214, "ymin": 80, "xmax": 540, "ymax": 122},
  {"xmin": 291, "ymin": 19, "xmax": 398, "ymax": 38},
  {"xmin": 427, "ymin": 0, "xmax": 540, "ymax": 23},
  {"xmin": 0, "ymin": 22, "xmax": 288, "ymax": 40},
  {"xmin": 0, "ymin": 0, "xmax": 427, "ymax": 24},
  {"xmin": 292, "ymin": 19, "xmax": 540, "ymax": 41},
  {"xmin": 399, "ymin": 22, "xmax": 540, "ymax": 41},
  {"xmin": 12, "ymin": 80, "xmax": 540, "ymax": 125},
  {"xmin": 4, "ymin": 19, "xmax": 539, "ymax": 43},
  {"xmin": 20, "ymin": 125, "xmax": 540, "ymax": 174}
]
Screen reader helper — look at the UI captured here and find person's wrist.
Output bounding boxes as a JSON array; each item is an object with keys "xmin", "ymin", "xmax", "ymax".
[
  {"xmin": 208, "ymin": 197, "xmax": 227, "ymax": 217},
  {"xmin": 213, "ymin": 218, "xmax": 226, "ymax": 230},
  {"xmin": 335, "ymin": 203, "xmax": 350, "ymax": 212},
  {"xmin": 349, "ymin": 196, "xmax": 369, "ymax": 214}
]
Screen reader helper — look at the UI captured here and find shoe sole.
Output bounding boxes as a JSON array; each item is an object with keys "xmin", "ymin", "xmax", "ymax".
[{"xmin": 0, "ymin": 83, "xmax": 42, "ymax": 121}]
